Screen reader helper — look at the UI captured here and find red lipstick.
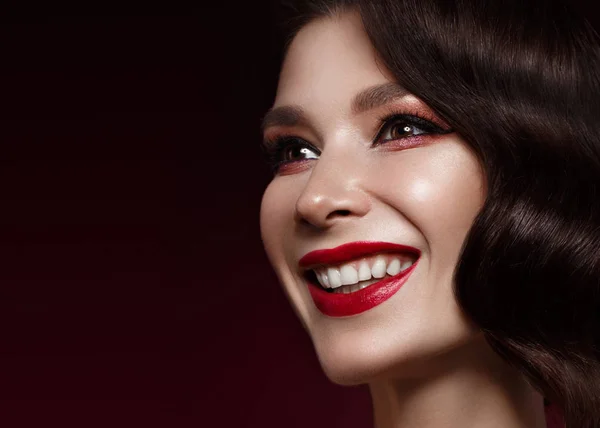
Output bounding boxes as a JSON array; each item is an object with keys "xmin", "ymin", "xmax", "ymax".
[{"xmin": 299, "ymin": 241, "xmax": 420, "ymax": 317}]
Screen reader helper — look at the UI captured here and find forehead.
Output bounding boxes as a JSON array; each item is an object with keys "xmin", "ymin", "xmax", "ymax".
[{"xmin": 274, "ymin": 12, "xmax": 395, "ymax": 110}]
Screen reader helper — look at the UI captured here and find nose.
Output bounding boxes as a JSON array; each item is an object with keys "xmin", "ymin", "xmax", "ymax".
[{"xmin": 294, "ymin": 151, "xmax": 371, "ymax": 230}]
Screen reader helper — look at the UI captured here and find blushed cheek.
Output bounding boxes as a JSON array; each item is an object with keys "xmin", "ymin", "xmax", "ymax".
[
  {"xmin": 421, "ymin": 149, "xmax": 485, "ymax": 263},
  {"xmin": 405, "ymin": 178, "xmax": 437, "ymax": 210},
  {"xmin": 379, "ymin": 142, "xmax": 485, "ymax": 269},
  {"xmin": 405, "ymin": 173, "xmax": 483, "ymax": 229}
]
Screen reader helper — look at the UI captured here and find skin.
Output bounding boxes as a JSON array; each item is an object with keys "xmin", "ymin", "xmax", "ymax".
[{"xmin": 260, "ymin": 11, "xmax": 546, "ymax": 428}]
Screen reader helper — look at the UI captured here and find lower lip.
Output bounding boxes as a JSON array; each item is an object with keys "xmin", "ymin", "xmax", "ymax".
[{"xmin": 307, "ymin": 260, "xmax": 419, "ymax": 317}]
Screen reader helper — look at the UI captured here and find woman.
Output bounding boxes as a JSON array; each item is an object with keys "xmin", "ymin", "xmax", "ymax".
[{"xmin": 259, "ymin": 0, "xmax": 600, "ymax": 427}]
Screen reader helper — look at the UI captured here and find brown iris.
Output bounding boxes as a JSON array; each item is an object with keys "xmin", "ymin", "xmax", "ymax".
[
  {"xmin": 284, "ymin": 145, "xmax": 317, "ymax": 163},
  {"xmin": 389, "ymin": 123, "xmax": 415, "ymax": 139}
]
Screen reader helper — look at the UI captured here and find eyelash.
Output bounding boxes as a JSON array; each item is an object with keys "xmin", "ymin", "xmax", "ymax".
[{"xmin": 261, "ymin": 111, "xmax": 452, "ymax": 173}]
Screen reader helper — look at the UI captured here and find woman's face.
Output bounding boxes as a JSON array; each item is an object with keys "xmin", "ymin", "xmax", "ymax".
[{"xmin": 260, "ymin": 12, "xmax": 487, "ymax": 385}]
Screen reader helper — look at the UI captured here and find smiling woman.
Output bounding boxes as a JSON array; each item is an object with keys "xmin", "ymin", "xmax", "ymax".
[{"xmin": 259, "ymin": 1, "xmax": 600, "ymax": 427}]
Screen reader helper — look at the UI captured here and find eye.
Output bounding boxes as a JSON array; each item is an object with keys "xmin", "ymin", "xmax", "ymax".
[
  {"xmin": 380, "ymin": 122, "xmax": 425, "ymax": 141},
  {"xmin": 279, "ymin": 139, "xmax": 319, "ymax": 163},
  {"xmin": 375, "ymin": 114, "xmax": 448, "ymax": 145},
  {"xmin": 261, "ymin": 136, "xmax": 320, "ymax": 173}
]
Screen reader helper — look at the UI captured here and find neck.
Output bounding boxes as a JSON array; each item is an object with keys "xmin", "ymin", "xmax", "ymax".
[{"xmin": 368, "ymin": 337, "xmax": 547, "ymax": 428}]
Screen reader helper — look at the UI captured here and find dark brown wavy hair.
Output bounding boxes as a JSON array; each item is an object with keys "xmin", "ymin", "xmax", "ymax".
[{"xmin": 273, "ymin": 0, "xmax": 600, "ymax": 426}]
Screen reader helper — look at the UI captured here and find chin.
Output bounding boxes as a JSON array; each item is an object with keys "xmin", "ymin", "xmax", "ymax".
[
  {"xmin": 312, "ymin": 336, "xmax": 417, "ymax": 386},
  {"xmin": 318, "ymin": 356, "xmax": 378, "ymax": 386},
  {"xmin": 310, "ymin": 324, "xmax": 485, "ymax": 386}
]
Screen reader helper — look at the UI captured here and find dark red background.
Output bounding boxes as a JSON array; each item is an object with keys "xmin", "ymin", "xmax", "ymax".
[
  {"xmin": 0, "ymin": 6, "xmax": 370, "ymax": 428},
  {"xmin": 3, "ymin": 2, "xmax": 594, "ymax": 426}
]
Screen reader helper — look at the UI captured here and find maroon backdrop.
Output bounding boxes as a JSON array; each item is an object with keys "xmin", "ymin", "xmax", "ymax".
[
  {"xmin": 3, "ymin": 4, "xmax": 588, "ymax": 427},
  {"xmin": 0, "ymin": 7, "xmax": 370, "ymax": 428}
]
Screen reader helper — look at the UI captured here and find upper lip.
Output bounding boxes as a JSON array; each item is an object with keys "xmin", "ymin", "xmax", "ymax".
[{"xmin": 298, "ymin": 241, "xmax": 421, "ymax": 270}]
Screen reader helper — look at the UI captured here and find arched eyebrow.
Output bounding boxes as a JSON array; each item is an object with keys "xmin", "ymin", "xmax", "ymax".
[
  {"xmin": 261, "ymin": 105, "xmax": 307, "ymax": 132},
  {"xmin": 261, "ymin": 82, "xmax": 409, "ymax": 132},
  {"xmin": 351, "ymin": 82, "xmax": 409, "ymax": 114}
]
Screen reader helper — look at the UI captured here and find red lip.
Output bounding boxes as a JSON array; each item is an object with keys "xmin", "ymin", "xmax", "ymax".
[{"xmin": 299, "ymin": 241, "xmax": 421, "ymax": 317}]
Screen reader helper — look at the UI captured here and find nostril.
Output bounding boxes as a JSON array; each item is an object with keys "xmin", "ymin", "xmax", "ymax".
[{"xmin": 327, "ymin": 209, "xmax": 352, "ymax": 219}]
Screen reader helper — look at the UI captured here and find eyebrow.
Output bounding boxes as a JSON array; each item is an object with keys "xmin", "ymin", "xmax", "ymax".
[
  {"xmin": 261, "ymin": 82, "xmax": 409, "ymax": 132},
  {"xmin": 261, "ymin": 105, "xmax": 308, "ymax": 132},
  {"xmin": 351, "ymin": 82, "xmax": 409, "ymax": 114}
]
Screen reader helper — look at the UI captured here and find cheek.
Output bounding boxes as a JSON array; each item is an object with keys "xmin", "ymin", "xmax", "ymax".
[
  {"xmin": 412, "ymin": 159, "xmax": 482, "ymax": 232},
  {"xmin": 259, "ymin": 179, "xmax": 297, "ymax": 269},
  {"xmin": 374, "ymin": 141, "xmax": 485, "ymax": 268},
  {"xmin": 260, "ymin": 179, "xmax": 314, "ymax": 331}
]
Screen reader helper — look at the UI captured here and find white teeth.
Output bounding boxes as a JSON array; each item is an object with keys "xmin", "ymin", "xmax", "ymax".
[
  {"xmin": 340, "ymin": 265, "xmax": 359, "ymax": 285},
  {"xmin": 358, "ymin": 260, "xmax": 371, "ymax": 281},
  {"xmin": 327, "ymin": 267, "xmax": 341, "ymax": 288},
  {"xmin": 358, "ymin": 281, "xmax": 371, "ymax": 290},
  {"xmin": 316, "ymin": 271, "xmax": 324, "ymax": 287},
  {"xmin": 386, "ymin": 258, "xmax": 401, "ymax": 276},
  {"xmin": 371, "ymin": 256, "xmax": 387, "ymax": 278},
  {"xmin": 320, "ymin": 271, "xmax": 330, "ymax": 288},
  {"xmin": 333, "ymin": 278, "xmax": 380, "ymax": 293},
  {"xmin": 312, "ymin": 255, "xmax": 417, "ymax": 290}
]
